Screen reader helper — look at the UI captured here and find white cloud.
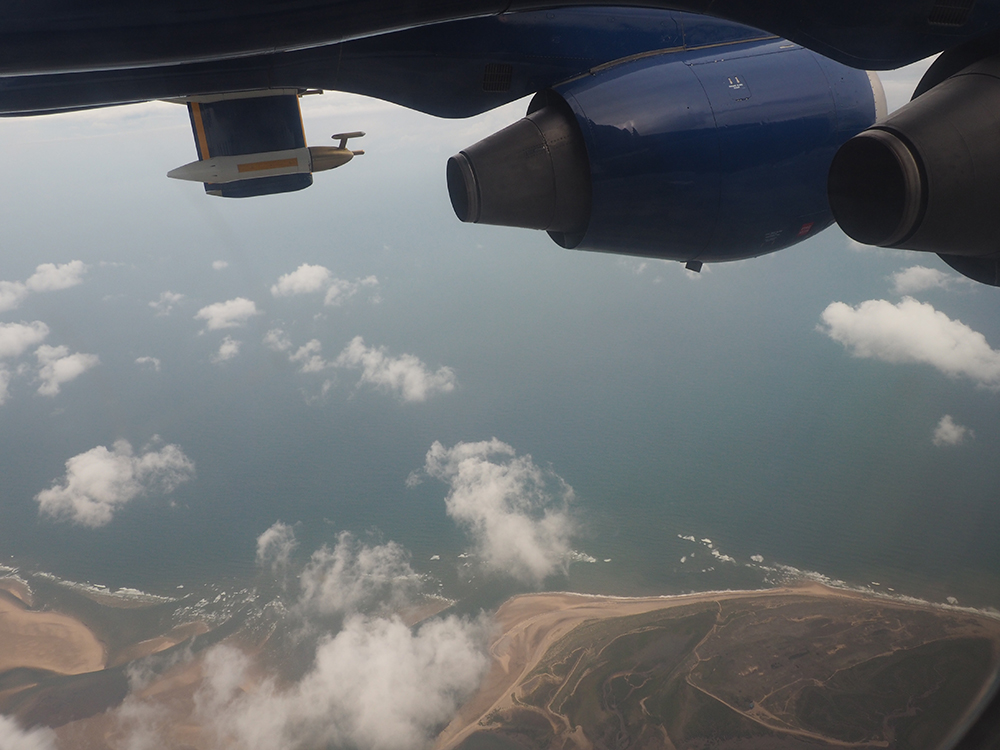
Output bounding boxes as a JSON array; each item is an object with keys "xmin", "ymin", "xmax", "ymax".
[
  {"xmin": 421, "ymin": 439, "xmax": 576, "ymax": 585},
  {"xmin": 296, "ymin": 532, "xmax": 422, "ymax": 619},
  {"xmin": 195, "ymin": 298, "xmax": 260, "ymax": 331},
  {"xmin": 819, "ymin": 297, "xmax": 1000, "ymax": 388},
  {"xmin": 324, "ymin": 275, "xmax": 378, "ymax": 307},
  {"xmin": 334, "ymin": 336, "xmax": 455, "ymax": 402},
  {"xmin": 263, "ymin": 328, "xmax": 292, "ymax": 352},
  {"xmin": 0, "ymin": 715, "xmax": 57, "ymax": 750},
  {"xmin": 0, "ymin": 281, "xmax": 29, "ymax": 312},
  {"xmin": 269, "ymin": 264, "xmax": 378, "ymax": 307},
  {"xmin": 195, "ymin": 615, "xmax": 489, "ymax": 750},
  {"xmin": 113, "ymin": 692, "xmax": 172, "ymax": 750},
  {"xmin": 890, "ymin": 265, "xmax": 969, "ymax": 295},
  {"xmin": 35, "ymin": 344, "xmax": 99, "ymax": 396},
  {"xmin": 35, "ymin": 438, "xmax": 195, "ymax": 527},
  {"xmin": 212, "ymin": 260, "xmax": 229, "ymax": 271},
  {"xmin": 933, "ymin": 415, "xmax": 973, "ymax": 447},
  {"xmin": 290, "ymin": 339, "xmax": 329, "ymax": 373},
  {"xmin": 0, "ymin": 261, "xmax": 88, "ymax": 313},
  {"xmin": 212, "ymin": 336, "xmax": 241, "ymax": 364},
  {"xmin": 271, "ymin": 264, "xmax": 333, "ymax": 297},
  {"xmin": 149, "ymin": 291, "xmax": 184, "ymax": 316},
  {"xmin": 0, "ymin": 321, "xmax": 49, "ymax": 359},
  {"xmin": 134, "ymin": 356, "xmax": 161, "ymax": 372},
  {"xmin": 256, "ymin": 521, "xmax": 298, "ymax": 574},
  {"xmin": 25, "ymin": 260, "xmax": 87, "ymax": 292}
]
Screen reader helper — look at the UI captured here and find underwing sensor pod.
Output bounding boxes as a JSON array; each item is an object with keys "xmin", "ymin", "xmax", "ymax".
[
  {"xmin": 829, "ymin": 45, "xmax": 1000, "ymax": 286},
  {"xmin": 448, "ymin": 39, "xmax": 884, "ymax": 266}
]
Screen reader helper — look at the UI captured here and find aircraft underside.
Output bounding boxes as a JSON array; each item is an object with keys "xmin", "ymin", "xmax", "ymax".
[{"xmin": 2, "ymin": 2, "xmax": 1000, "ymax": 285}]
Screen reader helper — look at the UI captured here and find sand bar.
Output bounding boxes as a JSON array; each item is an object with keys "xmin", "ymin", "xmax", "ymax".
[{"xmin": 0, "ymin": 591, "xmax": 105, "ymax": 675}]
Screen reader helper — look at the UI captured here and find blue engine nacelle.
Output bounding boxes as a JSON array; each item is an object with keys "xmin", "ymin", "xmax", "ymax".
[{"xmin": 448, "ymin": 39, "xmax": 883, "ymax": 264}]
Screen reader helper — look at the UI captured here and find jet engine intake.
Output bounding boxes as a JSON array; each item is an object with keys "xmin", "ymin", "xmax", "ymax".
[
  {"xmin": 828, "ymin": 50, "xmax": 1000, "ymax": 285},
  {"xmin": 449, "ymin": 39, "xmax": 881, "ymax": 264}
]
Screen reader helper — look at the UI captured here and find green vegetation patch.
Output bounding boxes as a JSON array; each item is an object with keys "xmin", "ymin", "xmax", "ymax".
[{"xmin": 796, "ymin": 636, "xmax": 995, "ymax": 748}]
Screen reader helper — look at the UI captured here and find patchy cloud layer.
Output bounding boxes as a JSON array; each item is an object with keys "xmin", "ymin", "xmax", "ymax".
[
  {"xmin": 819, "ymin": 297, "xmax": 1000, "ymax": 388},
  {"xmin": 421, "ymin": 439, "xmax": 575, "ymax": 585},
  {"xmin": 35, "ymin": 438, "xmax": 195, "ymax": 527},
  {"xmin": 290, "ymin": 339, "xmax": 328, "ymax": 373},
  {"xmin": 149, "ymin": 291, "xmax": 184, "ymax": 316},
  {"xmin": 111, "ymin": 525, "xmax": 491, "ymax": 750},
  {"xmin": 0, "ymin": 280, "xmax": 29, "ymax": 312},
  {"xmin": 324, "ymin": 276, "xmax": 378, "ymax": 307},
  {"xmin": 256, "ymin": 521, "xmax": 298, "ymax": 574},
  {"xmin": 0, "ymin": 715, "xmax": 56, "ymax": 750},
  {"xmin": 890, "ymin": 266, "xmax": 955, "ymax": 295},
  {"xmin": 296, "ymin": 532, "xmax": 422, "ymax": 620},
  {"xmin": 35, "ymin": 344, "xmax": 99, "ymax": 396},
  {"xmin": 213, "ymin": 336, "xmax": 241, "ymax": 364},
  {"xmin": 271, "ymin": 264, "xmax": 333, "ymax": 297},
  {"xmin": 335, "ymin": 336, "xmax": 455, "ymax": 402},
  {"xmin": 135, "ymin": 356, "xmax": 161, "ymax": 372},
  {"xmin": 195, "ymin": 298, "xmax": 261, "ymax": 331},
  {"xmin": 0, "ymin": 261, "xmax": 88, "ymax": 312},
  {"xmin": 194, "ymin": 615, "xmax": 489, "ymax": 750},
  {"xmin": 933, "ymin": 415, "xmax": 973, "ymax": 447},
  {"xmin": 25, "ymin": 261, "xmax": 88, "ymax": 292},
  {"xmin": 270, "ymin": 263, "xmax": 378, "ymax": 306},
  {"xmin": 0, "ymin": 321, "xmax": 49, "ymax": 359}
]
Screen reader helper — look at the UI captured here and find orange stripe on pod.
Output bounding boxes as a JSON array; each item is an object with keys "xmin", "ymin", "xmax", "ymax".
[
  {"xmin": 191, "ymin": 103, "xmax": 211, "ymax": 160},
  {"xmin": 237, "ymin": 158, "xmax": 299, "ymax": 173}
]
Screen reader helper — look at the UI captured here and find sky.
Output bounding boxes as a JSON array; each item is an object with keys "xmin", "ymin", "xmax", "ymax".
[{"xmin": 1, "ymin": 51, "xmax": 1000, "ymax": 749}]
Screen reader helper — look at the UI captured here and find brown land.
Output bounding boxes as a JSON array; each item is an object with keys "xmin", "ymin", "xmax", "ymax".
[
  {"xmin": 433, "ymin": 583, "xmax": 1000, "ymax": 750},
  {"xmin": 0, "ymin": 588, "xmax": 105, "ymax": 676}
]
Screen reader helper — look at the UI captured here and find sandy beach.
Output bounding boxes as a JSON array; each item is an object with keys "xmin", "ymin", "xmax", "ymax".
[{"xmin": 0, "ymin": 587, "xmax": 105, "ymax": 676}]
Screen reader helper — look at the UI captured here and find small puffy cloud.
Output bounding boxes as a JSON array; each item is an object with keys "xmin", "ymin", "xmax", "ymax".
[
  {"xmin": 933, "ymin": 415, "xmax": 972, "ymax": 447},
  {"xmin": 290, "ymin": 339, "xmax": 328, "ymax": 373},
  {"xmin": 334, "ymin": 336, "xmax": 455, "ymax": 402},
  {"xmin": 263, "ymin": 328, "xmax": 292, "ymax": 352},
  {"xmin": 149, "ymin": 291, "xmax": 184, "ymax": 316},
  {"xmin": 0, "ymin": 321, "xmax": 49, "ymax": 359},
  {"xmin": 35, "ymin": 438, "xmax": 195, "ymax": 527},
  {"xmin": 195, "ymin": 297, "xmax": 260, "ymax": 331},
  {"xmin": 889, "ymin": 265, "xmax": 971, "ymax": 295},
  {"xmin": 270, "ymin": 264, "xmax": 379, "ymax": 307},
  {"xmin": 134, "ymin": 356, "xmax": 161, "ymax": 372},
  {"xmin": 0, "ymin": 715, "xmax": 57, "ymax": 750},
  {"xmin": 25, "ymin": 260, "xmax": 87, "ymax": 292},
  {"xmin": 324, "ymin": 275, "xmax": 378, "ymax": 307},
  {"xmin": 271, "ymin": 264, "xmax": 333, "ymax": 297},
  {"xmin": 296, "ymin": 531, "xmax": 422, "ymax": 619},
  {"xmin": 422, "ymin": 439, "xmax": 576, "ymax": 585},
  {"xmin": 36, "ymin": 344, "xmax": 99, "ymax": 396},
  {"xmin": 212, "ymin": 260, "xmax": 229, "ymax": 271},
  {"xmin": 819, "ymin": 297, "xmax": 1000, "ymax": 388},
  {"xmin": 196, "ymin": 615, "xmax": 489, "ymax": 750},
  {"xmin": 0, "ymin": 281, "xmax": 29, "ymax": 312},
  {"xmin": 256, "ymin": 521, "xmax": 298, "ymax": 573},
  {"xmin": 212, "ymin": 336, "xmax": 241, "ymax": 364}
]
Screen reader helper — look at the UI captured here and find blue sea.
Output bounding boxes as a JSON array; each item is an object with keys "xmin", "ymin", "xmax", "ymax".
[{"xmin": 0, "ymin": 93, "xmax": 999, "ymax": 627}]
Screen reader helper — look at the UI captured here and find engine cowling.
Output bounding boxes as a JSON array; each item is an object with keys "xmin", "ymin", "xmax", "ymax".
[
  {"xmin": 448, "ymin": 39, "xmax": 882, "ymax": 264},
  {"xmin": 829, "ymin": 47, "xmax": 1000, "ymax": 286}
]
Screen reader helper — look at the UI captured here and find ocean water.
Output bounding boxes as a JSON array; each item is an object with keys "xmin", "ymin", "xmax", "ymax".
[{"xmin": 0, "ymin": 95, "xmax": 999, "ymax": 627}]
